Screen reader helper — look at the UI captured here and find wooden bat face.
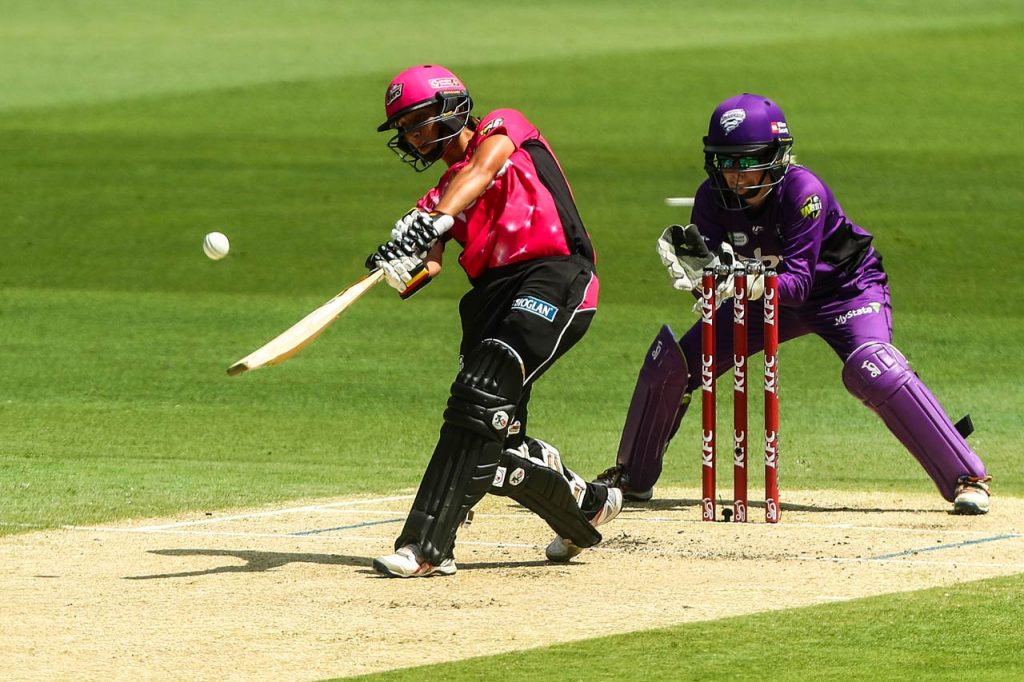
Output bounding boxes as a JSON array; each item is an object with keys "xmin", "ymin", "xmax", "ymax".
[{"xmin": 227, "ymin": 269, "xmax": 384, "ymax": 376}]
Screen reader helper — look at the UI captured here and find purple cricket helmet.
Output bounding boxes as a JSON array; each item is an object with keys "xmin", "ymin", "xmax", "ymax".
[
  {"xmin": 376, "ymin": 64, "xmax": 473, "ymax": 172},
  {"xmin": 703, "ymin": 93, "xmax": 794, "ymax": 210}
]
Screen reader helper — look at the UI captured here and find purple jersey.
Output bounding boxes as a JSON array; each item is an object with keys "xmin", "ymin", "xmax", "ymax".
[{"xmin": 691, "ymin": 165, "xmax": 886, "ymax": 306}]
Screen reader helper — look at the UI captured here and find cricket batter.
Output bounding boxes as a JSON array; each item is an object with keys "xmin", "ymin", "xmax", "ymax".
[
  {"xmin": 597, "ymin": 93, "xmax": 992, "ymax": 515},
  {"xmin": 367, "ymin": 65, "xmax": 621, "ymax": 577}
]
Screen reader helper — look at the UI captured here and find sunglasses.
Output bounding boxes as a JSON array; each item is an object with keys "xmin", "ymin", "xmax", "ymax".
[{"xmin": 715, "ymin": 155, "xmax": 765, "ymax": 171}]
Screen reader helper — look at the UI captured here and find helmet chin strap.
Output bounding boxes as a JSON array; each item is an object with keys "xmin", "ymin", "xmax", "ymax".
[{"xmin": 733, "ymin": 184, "xmax": 776, "ymax": 209}]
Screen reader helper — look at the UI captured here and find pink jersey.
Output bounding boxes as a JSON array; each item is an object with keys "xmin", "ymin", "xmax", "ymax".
[{"xmin": 415, "ymin": 109, "xmax": 594, "ymax": 280}]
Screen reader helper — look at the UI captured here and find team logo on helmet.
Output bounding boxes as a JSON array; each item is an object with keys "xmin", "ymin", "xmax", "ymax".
[
  {"xmin": 385, "ymin": 83, "xmax": 403, "ymax": 107},
  {"xmin": 720, "ymin": 108, "xmax": 747, "ymax": 135},
  {"xmin": 428, "ymin": 77, "xmax": 462, "ymax": 89}
]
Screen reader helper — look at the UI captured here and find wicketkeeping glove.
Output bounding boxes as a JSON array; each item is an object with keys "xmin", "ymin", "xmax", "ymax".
[
  {"xmin": 657, "ymin": 224, "xmax": 716, "ymax": 291},
  {"xmin": 708, "ymin": 248, "xmax": 767, "ymax": 303},
  {"xmin": 688, "ymin": 242, "xmax": 744, "ymax": 314}
]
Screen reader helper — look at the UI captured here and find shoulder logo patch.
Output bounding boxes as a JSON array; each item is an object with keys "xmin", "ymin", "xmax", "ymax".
[
  {"xmin": 800, "ymin": 194, "xmax": 822, "ymax": 219},
  {"xmin": 479, "ymin": 117, "xmax": 504, "ymax": 135}
]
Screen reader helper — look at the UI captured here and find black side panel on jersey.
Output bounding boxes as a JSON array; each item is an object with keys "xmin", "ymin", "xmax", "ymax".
[
  {"xmin": 820, "ymin": 211, "xmax": 875, "ymax": 276},
  {"xmin": 394, "ymin": 340, "xmax": 524, "ymax": 565},
  {"xmin": 522, "ymin": 139, "xmax": 594, "ymax": 263}
]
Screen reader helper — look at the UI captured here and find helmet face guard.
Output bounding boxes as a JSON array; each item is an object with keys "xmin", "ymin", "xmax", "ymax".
[
  {"xmin": 377, "ymin": 65, "xmax": 473, "ymax": 172},
  {"xmin": 702, "ymin": 93, "xmax": 794, "ymax": 210},
  {"xmin": 703, "ymin": 140, "xmax": 793, "ymax": 210},
  {"xmin": 384, "ymin": 94, "xmax": 473, "ymax": 172}
]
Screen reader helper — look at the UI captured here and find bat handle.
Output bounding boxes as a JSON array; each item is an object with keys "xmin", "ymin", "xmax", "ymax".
[{"xmin": 398, "ymin": 263, "xmax": 431, "ymax": 299}]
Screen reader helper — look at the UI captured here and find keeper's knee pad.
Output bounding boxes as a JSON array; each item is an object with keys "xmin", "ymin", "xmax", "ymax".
[
  {"xmin": 842, "ymin": 341, "xmax": 987, "ymax": 501},
  {"xmin": 397, "ymin": 340, "xmax": 525, "ymax": 564}
]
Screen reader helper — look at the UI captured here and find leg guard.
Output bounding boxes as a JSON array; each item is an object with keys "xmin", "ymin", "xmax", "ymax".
[
  {"xmin": 491, "ymin": 439, "xmax": 602, "ymax": 549},
  {"xmin": 396, "ymin": 339, "xmax": 524, "ymax": 565},
  {"xmin": 842, "ymin": 341, "xmax": 987, "ymax": 501},
  {"xmin": 614, "ymin": 325, "xmax": 691, "ymax": 493}
]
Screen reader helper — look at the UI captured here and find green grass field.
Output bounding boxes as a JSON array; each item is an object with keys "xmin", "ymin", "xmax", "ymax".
[{"xmin": 2, "ymin": 1, "xmax": 1023, "ymax": 679}]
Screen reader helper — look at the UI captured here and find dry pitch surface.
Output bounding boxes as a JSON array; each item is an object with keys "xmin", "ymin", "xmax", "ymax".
[{"xmin": 4, "ymin": 488, "xmax": 1023, "ymax": 680}]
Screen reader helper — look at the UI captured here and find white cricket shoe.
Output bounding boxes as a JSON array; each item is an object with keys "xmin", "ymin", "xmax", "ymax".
[
  {"xmin": 952, "ymin": 476, "xmax": 991, "ymax": 515},
  {"xmin": 546, "ymin": 487, "xmax": 623, "ymax": 563},
  {"xmin": 372, "ymin": 544, "xmax": 457, "ymax": 578}
]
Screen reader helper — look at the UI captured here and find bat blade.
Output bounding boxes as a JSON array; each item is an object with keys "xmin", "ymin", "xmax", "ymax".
[{"xmin": 227, "ymin": 269, "xmax": 385, "ymax": 376}]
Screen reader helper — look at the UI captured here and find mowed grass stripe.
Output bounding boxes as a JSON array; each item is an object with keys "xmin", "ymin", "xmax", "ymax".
[
  {"xmin": 1, "ymin": 23, "xmax": 1020, "ymax": 299},
  {"xmin": 339, "ymin": 572, "xmax": 1024, "ymax": 682},
  {"xmin": 1, "ymin": 1, "xmax": 1017, "ymax": 111}
]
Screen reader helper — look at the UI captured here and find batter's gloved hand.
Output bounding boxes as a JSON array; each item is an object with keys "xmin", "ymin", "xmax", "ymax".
[
  {"xmin": 366, "ymin": 241, "xmax": 432, "ymax": 299},
  {"xmin": 391, "ymin": 208, "xmax": 419, "ymax": 241},
  {"xmin": 390, "ymin": 211, "xmax": 454, "ymax": 258},
  {"xmin": 657, "ymin": 224, "xmax": 715, "ymax": 291}
]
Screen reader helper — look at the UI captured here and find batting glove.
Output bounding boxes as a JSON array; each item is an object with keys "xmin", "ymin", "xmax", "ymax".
[
  {"xmin": 391, "ymin": 211, "xmax": 454, "ymax": 258},
  {"xmin": 391, "ymin": 208, "xmax": 420, "ymax": 241},
  {"xmin": 367, "ymin": 241, "xmax": 431, "ymax": 299}
]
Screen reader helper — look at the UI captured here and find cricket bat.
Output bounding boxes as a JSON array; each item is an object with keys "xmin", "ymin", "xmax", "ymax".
[{"xmin": 227, "ymin": 269, "xmax": 385, "ymax": 376}]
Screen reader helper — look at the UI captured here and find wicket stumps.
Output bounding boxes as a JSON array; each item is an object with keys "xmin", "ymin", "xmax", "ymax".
[{"xmin": 700, "ymin": 263, "xmax": 780, "ymax": 523}]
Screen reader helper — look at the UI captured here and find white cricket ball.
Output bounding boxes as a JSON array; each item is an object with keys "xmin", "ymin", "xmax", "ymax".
[{"xmin": 203, "ymin": 232, "xmax": 230, "ymax": 260}]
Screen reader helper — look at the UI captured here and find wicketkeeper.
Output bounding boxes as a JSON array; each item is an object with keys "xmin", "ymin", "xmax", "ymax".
[
  {"xmin": 596, "ymin": 93, "xmax": 992, "ymax": 515},
  {"xmin": 367, "ymin": 65, "xmax": 621, "ymax": 578}
]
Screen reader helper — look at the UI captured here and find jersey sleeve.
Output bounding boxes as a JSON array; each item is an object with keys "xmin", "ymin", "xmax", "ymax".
[
  {"xmin": 470, "ymin": 109, "xmax": 539, "ymax": 150},
  {"xmin": 690, "ymin": 182, "xmax": 727, "ymax": 253},
  {"xmin": 414, "ymin": 163, "xmax": 462, "ymax": 212},
  {"xmin": 415, "ymin": 186, "xmax": 441, "ymax": 213},
  {"xmin": 777, "ymin": 176, "xmax": 829, "ymax": 306}
]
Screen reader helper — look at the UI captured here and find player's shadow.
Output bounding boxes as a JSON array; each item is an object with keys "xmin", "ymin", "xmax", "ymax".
[
  {"xmin": 629, "ymin": 498, "xmax": 936, "ymax": 514},
  {"xmin": 124, "ymin": 549, "xmax": 369, "ymax": 580},
  {"xmin": 456, "ymin": 559, "xmax": 552, "ymax": 571}
]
